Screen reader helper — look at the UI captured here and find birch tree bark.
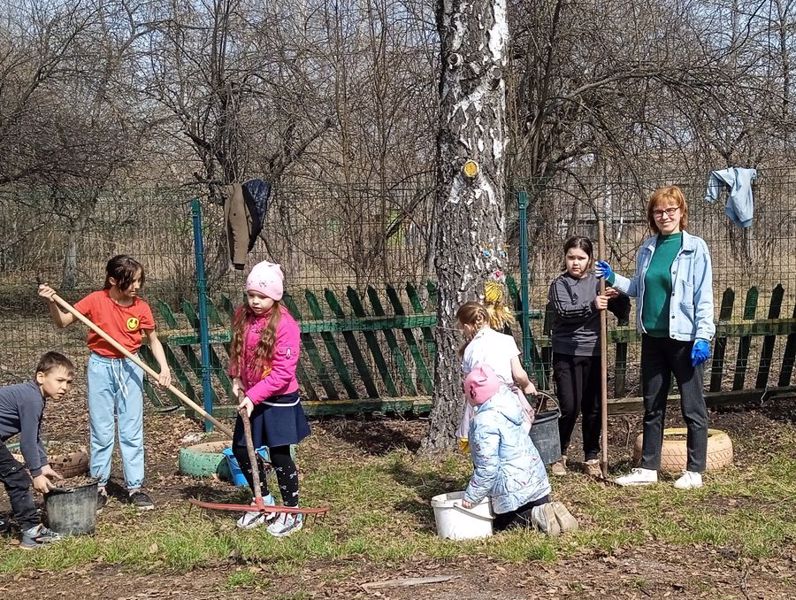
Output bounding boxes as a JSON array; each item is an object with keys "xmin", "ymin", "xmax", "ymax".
[{"xmin": 423, "ymin": 0, "xmax": 509, "ymax": 451}]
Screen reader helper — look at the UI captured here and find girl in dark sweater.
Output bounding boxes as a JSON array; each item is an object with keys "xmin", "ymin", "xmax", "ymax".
[{"xmin": 548, "ymin": 236, "xmax": 626, "ymax": 476}]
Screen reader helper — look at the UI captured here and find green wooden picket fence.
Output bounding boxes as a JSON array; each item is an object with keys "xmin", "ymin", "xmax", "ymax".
[{"xmin": 140, "ymin": 281, "xmax": 796, "ymax": 420}]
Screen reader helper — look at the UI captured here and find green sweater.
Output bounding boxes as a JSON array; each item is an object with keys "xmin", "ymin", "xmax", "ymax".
[{"xmin": 642, "ymin": 233, "xmax": 682, "ymax": 337}]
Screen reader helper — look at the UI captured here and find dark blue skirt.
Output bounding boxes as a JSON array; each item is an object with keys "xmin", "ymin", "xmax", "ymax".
[{"xmin": 233, "ymin": 392, "xmax": 311, "ymax": 450}]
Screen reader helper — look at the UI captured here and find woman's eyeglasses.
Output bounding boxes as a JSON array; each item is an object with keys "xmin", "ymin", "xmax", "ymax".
[{"xmin": 652, "ymin": 206, "xmax": 679, "ymax": 219}]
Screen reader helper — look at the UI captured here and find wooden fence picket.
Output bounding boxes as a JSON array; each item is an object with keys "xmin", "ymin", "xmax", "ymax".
[
  {"xmin": 325, "ymin": 289, "xmax": 378, "ymax": 398},
  {"xmin": 306, "ymin": 290, "xmax": 358, "ymax": 398},
  {"xmin": 386, "ymin": 285, "xmax": 433, "ymax": 394},
  {"xmin": 733, "ymin": 287, "xmax": 758, "ymax": 390},
  {"xmin": 755, "ymin": 284, "xmax": 784, "ymax": 389},
  {"xmin": 367, "ymin": 286, "xmax": 417, "ymax": 395},
  {"xmin": 347, "ymin": 286, "xmax": 399, "ymax": 396},
  {"xmin": 710, "ymin": 288, "xmax": 735, "ymax": 392},
  {"xmin": 777, "ymin": 300, "xmax": 796, "ymax": 387},
  {"xmin": 282, "ymin": 293, "xmax": 334, "ymax": 400},
  {"xmin": 405, "ymin": 283, "xmax": 436, "ymax": 362}
]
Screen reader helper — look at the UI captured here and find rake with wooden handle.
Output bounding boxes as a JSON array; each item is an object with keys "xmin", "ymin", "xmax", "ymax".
[
  {"xmin": 189, "ymin": 399, "xmax": 329, "ymax": 522},
  {"xmin": 44, "ymin": 289, "xmax": 234, "ymax": 438}
]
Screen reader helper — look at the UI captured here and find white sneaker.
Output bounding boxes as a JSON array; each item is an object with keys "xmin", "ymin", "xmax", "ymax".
[
  {"xmin": 236, "ymin": 494, "xmax": 276, "ymax": 529},
  {"xmin": 674, "ymin": 471, "xmax": 703, "ymax": 490},
  {"xmin": 615, "ymin": 468, "xmax": 658, "ymax": 487},
  {"xmin": 266, "ymin": 513, "xmax": 303, "ymax": 538}
]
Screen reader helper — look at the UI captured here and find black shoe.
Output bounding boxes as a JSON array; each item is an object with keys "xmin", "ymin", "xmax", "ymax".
[
  {"xmin": 129, "ymin": 490, "xmax": 154, "ymax": 511},
  {"xmin": 96, "ymin": 489, "xmax": 108, "ymax": 513}
]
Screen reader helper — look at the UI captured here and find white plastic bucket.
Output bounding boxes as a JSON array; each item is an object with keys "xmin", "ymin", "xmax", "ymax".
[{"xmin": 430, "ymin": 491, "xmax": 494, "ymax": 540}]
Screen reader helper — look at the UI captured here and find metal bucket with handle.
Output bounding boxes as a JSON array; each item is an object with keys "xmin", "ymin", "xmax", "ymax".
[{"xmin": 529, "ymin": 391, "xmax": 562, "ymax": 465}]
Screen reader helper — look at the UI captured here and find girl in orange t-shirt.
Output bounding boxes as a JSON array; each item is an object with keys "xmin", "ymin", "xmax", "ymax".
[{"xmin": 38, "ymin": 255, "xmax": 170, "ymax": 511}]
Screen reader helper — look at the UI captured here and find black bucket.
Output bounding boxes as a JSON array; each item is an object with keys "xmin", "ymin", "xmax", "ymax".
[
  {"xmin": 529, "ymin": 393, "xmax": 562, "ymax": 466},
  {"xmin": 45, "ymin": 480, "xmax": 98, "ymax": 536}
]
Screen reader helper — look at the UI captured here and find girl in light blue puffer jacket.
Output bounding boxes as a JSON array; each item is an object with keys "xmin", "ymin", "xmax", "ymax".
[{"xmin": 460, "ymin": 364, "xmax": 578, "ymax": 535}]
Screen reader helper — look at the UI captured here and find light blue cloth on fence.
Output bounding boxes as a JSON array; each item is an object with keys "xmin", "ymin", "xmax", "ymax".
[{"xmin": 704, "ymin": 167, "xmax": 758, "ymax": 228}]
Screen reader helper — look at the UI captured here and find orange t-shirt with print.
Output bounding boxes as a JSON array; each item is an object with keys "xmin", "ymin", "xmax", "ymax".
[{"xmin": 73, "ymin": 290, "xmax": 156, "ymax": 357}]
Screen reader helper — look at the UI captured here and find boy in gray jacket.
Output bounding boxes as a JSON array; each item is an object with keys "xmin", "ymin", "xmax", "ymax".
[{"xmin": 0, "ymin": 352, "xmax": 74, "ymax": 549}]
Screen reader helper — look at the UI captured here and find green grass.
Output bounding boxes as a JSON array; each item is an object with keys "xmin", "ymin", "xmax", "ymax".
[{"xmin": 2, "ymin": 424, "xmax": 795, "ymax": 576}]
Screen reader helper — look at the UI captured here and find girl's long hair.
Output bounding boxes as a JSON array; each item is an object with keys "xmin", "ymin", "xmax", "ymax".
[
  {"xmin": 229, "ymin": 302, "xmax": 284, "ymax": 378},
  {"xmin": 456, "ymin": 301, "xmax": 490, "ymax": 357}
]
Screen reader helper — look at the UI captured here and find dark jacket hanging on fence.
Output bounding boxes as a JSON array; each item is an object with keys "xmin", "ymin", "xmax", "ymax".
[{"xmin": 223, "ymin": 179, "xmax": 272, "ymax": 269}]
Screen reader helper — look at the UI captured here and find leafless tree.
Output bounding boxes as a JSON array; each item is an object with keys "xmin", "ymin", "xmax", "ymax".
[
  {"xmin": 505, "ymin": 0, "xmax": 796, "ymax": 256},
  {"xmin": 0, "ymin": 0, "xmax": 157, "ymax": 287}
]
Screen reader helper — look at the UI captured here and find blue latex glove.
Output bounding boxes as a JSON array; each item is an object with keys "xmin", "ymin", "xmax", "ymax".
[
  {"xmin": 691, "ymin": 340, "xmax": 711, "ymax": 367},
  {"xmin": 595, "ymin": 260, "xmax": 614, "ymax": 280}
]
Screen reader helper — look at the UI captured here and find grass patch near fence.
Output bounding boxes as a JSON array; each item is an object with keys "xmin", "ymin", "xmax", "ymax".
[{"xmin": 2, "ymin": 422, "xmax": 795, "ymax": 576}]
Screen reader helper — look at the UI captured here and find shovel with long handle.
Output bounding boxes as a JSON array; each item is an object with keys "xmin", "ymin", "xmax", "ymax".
[
  {"xmin": 597, "ymin": 221, "xmax": 610, "ymax": 478},
  {"xmin": 47, "ymin": 291, "xmax": 234, "ymax": 438}
]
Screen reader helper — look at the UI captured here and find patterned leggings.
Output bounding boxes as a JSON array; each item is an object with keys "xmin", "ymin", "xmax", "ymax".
[{"xmin": 232, "ymin": 444, "xmax": 299, "ymax": 507}]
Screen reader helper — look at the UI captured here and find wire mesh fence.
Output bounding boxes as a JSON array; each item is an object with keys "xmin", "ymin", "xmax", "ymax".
[
  {"xmin": 1, "ymin": 168, "xmax": 795, "ymax": 408},
  {"xmin": 524, "ymin": 166, "xmax": 796, "ymax": 398}
]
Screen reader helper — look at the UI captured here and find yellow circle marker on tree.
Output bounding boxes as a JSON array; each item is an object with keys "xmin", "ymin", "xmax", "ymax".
[{"xmin": 462, "ymin": 160, "xmax": 479, "ymax": 179}]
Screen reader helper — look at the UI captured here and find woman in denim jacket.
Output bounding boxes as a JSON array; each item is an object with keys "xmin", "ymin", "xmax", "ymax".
[{"xmin": 596, "ymin": 186, "xmax": 715, "ymax": 490}]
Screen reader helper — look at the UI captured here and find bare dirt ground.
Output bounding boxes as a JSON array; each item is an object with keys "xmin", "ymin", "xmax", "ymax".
[
  {"xmin": 1, "ymin": 539, "xmax": 794, "ymax": 599},
  {"xmin": 1, "ymin": 386, "xmax": 796, "ymax": 599}
]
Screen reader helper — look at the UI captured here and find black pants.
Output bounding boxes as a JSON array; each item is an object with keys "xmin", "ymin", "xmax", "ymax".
[
  {"xmin": 553, "ymin": 353, "xmax": 601, "ymax": 460},
  {"xmin": 493, "ymin": 495, "xmax": 551, "ymax": 531},
  {"xmin": 0, "ymin": 442, "xmax": 39, "ymax": 531},
  {"xmin": 232, "ymin": 444, "xmax": 300, "ymax": 507},
  {"xmin": 640, "ymin": 335, "xmax": 708, "ymax": 472}
]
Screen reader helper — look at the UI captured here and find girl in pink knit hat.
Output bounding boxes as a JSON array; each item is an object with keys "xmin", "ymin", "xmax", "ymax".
[
  {"xmin": 460, "ymin": 363, "xmax": 578, "ymax": 536},
  {"xmin": 228, "ymin": 260, "xmax": 310, "ymax": 537}
]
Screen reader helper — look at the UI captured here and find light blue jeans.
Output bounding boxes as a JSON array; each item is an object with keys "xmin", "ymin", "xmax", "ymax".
[{"xmin": 87, "ymin": 353, "xmax": 145, "ymax": 490}]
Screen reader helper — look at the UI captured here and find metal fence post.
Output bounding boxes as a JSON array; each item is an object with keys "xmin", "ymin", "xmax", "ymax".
[
  {"xmin": 191, "ymin": 198, "xmax": 214, "ymax": 432},
  {"xmin": 517, "ymin": 190, "xmax": 547, "ymax": 387},
  {"xmin": 517, "ymin": 191, "xmax": 531, "ymax": 373}
]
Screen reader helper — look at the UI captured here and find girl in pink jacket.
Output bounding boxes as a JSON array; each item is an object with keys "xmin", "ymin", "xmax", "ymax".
[{"xmin": 229, "ymin": 260, "xmax": 310, "ymax": 537}]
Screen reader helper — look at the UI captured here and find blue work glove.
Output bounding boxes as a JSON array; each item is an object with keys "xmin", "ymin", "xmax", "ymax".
[
  {"xmin": 691, "ymin": 340, "xmax": 711, "ymax": 367},
  {"xmin": 595, "ymin": 260, "xmax": 614, "ymax": 280}
]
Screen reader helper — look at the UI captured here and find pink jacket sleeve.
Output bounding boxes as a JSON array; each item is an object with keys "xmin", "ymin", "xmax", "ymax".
[{"xmin": 246, "ymin": 317, "xmax": 301, "ymax": 403}]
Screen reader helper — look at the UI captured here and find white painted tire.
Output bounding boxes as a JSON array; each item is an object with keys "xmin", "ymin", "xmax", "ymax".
[{"xmin": 632, "ymin": 428, "xmax": 734, "ymax": 473}]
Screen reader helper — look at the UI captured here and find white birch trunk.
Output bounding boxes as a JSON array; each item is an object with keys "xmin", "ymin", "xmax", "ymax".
[{"xmin": 424, "ymin": 0, "xmax": 509, "ymax": 450}]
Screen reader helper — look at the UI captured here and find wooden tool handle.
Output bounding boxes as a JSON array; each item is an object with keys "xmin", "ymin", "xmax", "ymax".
[
  {"xmin": 50, "ymin": 292, "xmax": 234, "ymax": 438},
  {"xmin": 597, "ymin": 221, "xmax": 609, "ymax": 478},
  {"xmin": 239, "ymin": 402, "xmax": 265, "ymax": 506}
]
